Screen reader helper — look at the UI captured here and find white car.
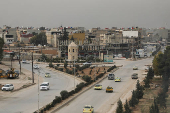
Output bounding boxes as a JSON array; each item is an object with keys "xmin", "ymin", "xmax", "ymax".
[
  {"xmin": 22, "ymin": 60, "xmax": 27, "ymax": 64},
  {"xmin": 40, "ymin": 82, "xmax": 50, "ymax": 91},
  {"xmin": 2, "ymin": 84, "xmax": 14, "ymax": 91},
  {"xmin": 33, "ymin": 65, "xmax": 39, "ymax": 69},
  {"xmin": 83, "ymin": 62, "xmax": 92, "ymax": 65}
]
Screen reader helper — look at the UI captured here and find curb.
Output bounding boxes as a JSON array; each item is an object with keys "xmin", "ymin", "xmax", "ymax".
[
  {"xmin": 11, "ymin": 83, "xmax": 36, "ymax": 92},
  {"xmin": 50, "ymin": 67, "xmax": 119, "ymax": 113},
  {"xmin": 46, "ymin": 67, "xmax": 84, "ymax": 82}
]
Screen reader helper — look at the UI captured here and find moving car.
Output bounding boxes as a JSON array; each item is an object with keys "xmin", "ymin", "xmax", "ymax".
[
  {"xmin": 40, "ymin": 82, "xmax": 50, "ymax": 90},
  {"xmin": 131, "ymin": 73, "xmax": 138, "ymax": 79},
  {"xmin": 115, "ymin": 77, "xmax": 121, "ymax": 82},
  {"xmin": 108, "ymin": 73, "xmax": 115, "ymax": 80},
  {"xmin": 94, "ymin": 84, "xmax": 102, "ymax": 90},
  {"xmin": 45, "ymin": 73, "xmax": 51, "ymax": 77},
  {"xmin": 83, "ymin": 62, "xmax": 92, "ymax": 65},
  {"xmin": 106, "ymin": 86, "xmax": 113, "ymax": 93},
  {"xmin": 2, "ymin": 84, "xmax": 14, "ymax": 91},
  {"xmin": 83, "ymin": 105, "xmax": 94, "ymax": 113},
  {"xmin": 33, "ymin": 65, "xmax": 39, "ymax": 69},
  {"xmin": 133, "ymin": 66, "xmax": 138, "ymax": 70}
]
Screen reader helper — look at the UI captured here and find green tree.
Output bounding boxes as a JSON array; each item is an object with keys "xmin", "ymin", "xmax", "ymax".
[
  {"xmin": 0, "ymin": 38, "xmax": 4, "ymax": 61},
  {"xmin": 70, "ymin": 35, "xmax": 74, "ymax": 41},
  {"xmin": 116, "ymin": 99, "xmax": 123, "ymax": 113},
  {"xmin": 64, "ymin": 61, "xmax": 68, "ymax": 69},
  {"xmin": 147, "ymin": 67, "xmax": 154, "ymax": 79},
  {"xmin": 30, "ymin": 32, "xmax": 47, "ymax": 46},
  {"xmin": 136, "ymin": 80, "xmax": 144, "ymax": 99},
  {"xmin": 153, "ymin": 51, "xmax": 163, "ymax": 77},
  {"xmin": 124, "ymin": 99, "xmax": 131, "ymax": 113},
  {"xmin": 129, "ymin": 90, "xmax": 138, "ymax": 107},
  {"xmin": 62, "ymin": 27, "xmax": 69, "ymax": 40},
  {"xmin": 150, "ymin": 98, "xmax": 159, "ymax": 113},
  {"xmin": 143, "ymin": 77, "xmax": 150, "ymax": 88}
]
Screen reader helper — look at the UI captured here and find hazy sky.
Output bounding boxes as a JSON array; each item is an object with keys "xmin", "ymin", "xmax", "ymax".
[{"xmin": 0, "ymin": 0, "xmax": 170, "ymax": 29}]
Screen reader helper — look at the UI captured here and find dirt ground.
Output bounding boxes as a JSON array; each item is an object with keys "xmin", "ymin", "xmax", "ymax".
[
  {"xmin": 0, "ymin": 61, "xmax": 43, "ymax": 97},
  {"xmin": 63, "ymin": 66, "xmax": 110, "ymax": 80},
  {"xmin": 131, "ymin": 77, "xmax": 170, "ymax": 113}
]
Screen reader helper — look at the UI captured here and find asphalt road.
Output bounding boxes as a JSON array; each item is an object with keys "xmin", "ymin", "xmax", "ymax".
[
  {"xmin": 0, "ymin": 63, "xmax": 80, "ymax": 113},
  {"xmin": 56, "ymin": 57, "xmax": 153, "ymax": 113}
]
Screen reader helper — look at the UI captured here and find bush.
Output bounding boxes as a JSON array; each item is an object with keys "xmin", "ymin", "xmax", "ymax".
[
  {"xmin": 107, "ymin": 65, "xmax": 116, "ymax": 72},
  {"xmin": 59, "ymin": 68, "xmax": 63, "ymax": 72},
  {"xmin": 82, "ymin": 75, "xmax": 91, "ymax": 82},
  {"xmin": 60, "ymin": 90, "xmax": 69, "ymax": 100},
  {"xmin": 55, "ymin": 96, "xmax": 62, "ymax": 103},
  {"xmin": 69, "ymin": 90, "xmax": 75, "ymax": 96},
  {"xmin": 64, "ymin": 61, "xmax": 68, "ymax": 69},
  {"xmin": 49, "ymin": 62, "xmax": 53, "ymax": 68}
]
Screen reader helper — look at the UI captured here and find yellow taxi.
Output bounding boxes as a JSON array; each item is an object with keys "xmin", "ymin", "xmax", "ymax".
[
  {"xmin": 106, "ymin": 86, "xmax": 113, "ymax": 93},
  {"xmin": 115, "ymin": 77, "xmax": 121, "ymax": 82},
  {"xmin": 83, "ymin": 105, "xmax": 94, "ymax": 113},
  {"xmin": 45, "ymin": 73, "xmax": 51, "ymax": 78},
  {"xmin": 94, "ymin": 84, "xmax": 102, "ymax": 90}
]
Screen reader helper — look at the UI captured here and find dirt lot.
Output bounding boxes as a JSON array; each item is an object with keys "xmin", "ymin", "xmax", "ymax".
[
  {"xmin": 0, "ymin": 61, "xmax": 43, "ymax": 97},
  {"xmin": 131, "ymin": 77, "xmax": 170, "ymax": 113}
]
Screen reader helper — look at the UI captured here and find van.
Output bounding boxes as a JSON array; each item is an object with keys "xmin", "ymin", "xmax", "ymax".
[
  {"xmin": 108, "ymin": 73, "xmax": 115, "ymax": 80},
  {"xmin": 40, "ymin": 82, "xmax": 50, "ymax": 90}
]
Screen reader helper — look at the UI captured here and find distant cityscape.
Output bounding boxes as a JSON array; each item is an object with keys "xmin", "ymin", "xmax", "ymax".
[{"xmin": 0, "ymin": 25, "xmax": 170, "ymax": 61}]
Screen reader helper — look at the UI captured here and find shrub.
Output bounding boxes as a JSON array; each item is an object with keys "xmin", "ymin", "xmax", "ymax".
[
  {"xmin": 55, "ymin": 96, "xmax": 62, "ymax": 103},
  {"xmin": 69, "ymin": 90, "xmax": 75, "ymax": 96},
  {"xmin": 75, "ymin": 65, "xmax": 80, "ymax": 69},
  {"xmin": 49, "ymin": 62, "xmax": 53, "ymax": 68},
  {"xmin": 59, "ymin": 68, "xmax": 63, "ymax": 72},
  {"xmin": 82, "ymin": 75, "xmax": 91, "ymax": 82},
  {"xmin": 107, "ymin": 65, "xmax": 117, "ymax": 72},
  {"xmin": 60, "ymin": 90, "xmax": 69, "ymax": 100},
  {"xmin": 40, "ymin": 110, "xmax": 43, "ymax": 113},
  {"xmin": 64, "ymin": 61, "xmax": 68, "ymax": 69}
]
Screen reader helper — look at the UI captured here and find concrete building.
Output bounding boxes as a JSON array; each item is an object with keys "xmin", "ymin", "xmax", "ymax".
[{"xmin": 68, "ymin": 42, "xmax": 78, "ymax": 61}]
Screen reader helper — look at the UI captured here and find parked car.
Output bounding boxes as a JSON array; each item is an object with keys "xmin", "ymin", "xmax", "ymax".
[
  {"xmin": 2, "ymin": 84, "xmax": 14, "ymax": 91},
  {"xmin": 133, "ymin": 66, "xmax": 138, "ymax": 70},
  {"xmin": 131, "ymin": 73, "xmax": 138, "ymax": 79},
  {"xmin": 108, "ymin": 73, "xmax": 115, "ymax": 80},
  {"xmin": 22, "ymin": 60, "xmax": 27, "ymax": 64},
  {"xmin": 83, "ymin": 105, "xmax": 94, "ymax": 113},
  {"xmin": 145, "ymin": 66, "xmax": 149, "ymax": 71},
  {"xmin": 83, "ymin": 62, "xmax": 92, "ymax": 65},
  {"xmin": 33, "ymin": 65, "xmax": 39, "ymax": 69},
  {"xmin": 45, "ymin": 73, "xmax": 51, "ymax": 78},
  {"xmin": 94, "ymin": 84, "xmax": 102, "ymax": 90},
  {"xmin": 106, "ymin": 86, "xmax": 113, "ymax": 93},
  {"xmin": 40, "ymin": 82, "xmax": 50, "ymax": 91},
  {"xmin": 115, "ymin": 77, "xmax": 121, "ymax": 82}
]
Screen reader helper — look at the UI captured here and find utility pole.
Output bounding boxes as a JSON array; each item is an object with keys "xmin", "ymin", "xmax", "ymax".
[
  {"xmin": 19, "ymin": 47, "xmax": 21, "ymax": 74},
  {"xmin": 74, "ymin": 59, "xmax": 75, "ymax": 89},
  {"xmin": 94, "ymin": 52, "xmax": 96, "ymax": 81},
  {"xmin": 32, "ymin": 52, "xmax": 34, "ymax": 83},
  {"xmin": 132, "ymin": 37, "xmax": 134, "ymax": 60},
  {"xmin": 38, "ymin": 69, "xmax": 40, "ymax": 113}
]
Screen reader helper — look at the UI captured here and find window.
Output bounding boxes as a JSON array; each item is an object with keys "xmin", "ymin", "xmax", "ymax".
[
  {"xmin": 69, "ymin": 49, "xmax": 70, "ymax": 52},
  {"xmin": 73, "ymin": 49, "xmax": 74, "ymax": 52},
  {"xmin": 73, "ymin": 56, "xmax": 74, "ymax": 59}
]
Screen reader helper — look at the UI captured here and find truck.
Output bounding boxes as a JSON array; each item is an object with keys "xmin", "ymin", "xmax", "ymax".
[{"xmin": 108, "ymin": 73, "xmax": 115, "ymax": 80}]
